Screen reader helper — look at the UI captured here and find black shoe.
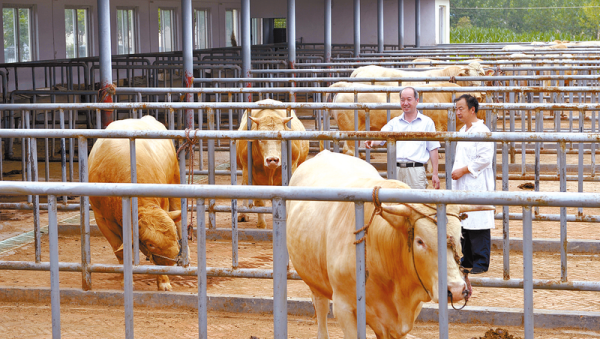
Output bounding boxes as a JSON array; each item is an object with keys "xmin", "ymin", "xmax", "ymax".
[
  {"xmin": 469, "ymin": 267, "xmax": 488, "ymax": 274},
  {"xmin": 460, "ymin": 266, "xmax": 472, "ymax": 274}
]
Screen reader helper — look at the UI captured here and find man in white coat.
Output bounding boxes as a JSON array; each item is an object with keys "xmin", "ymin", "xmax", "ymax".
[{"xmin": 451, "ymin": 94, "xmax": 495, "ymax": 274}]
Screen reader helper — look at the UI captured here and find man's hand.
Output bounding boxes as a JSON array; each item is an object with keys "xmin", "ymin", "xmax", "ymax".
[
  {"xmin": 431, "ymin": 173, "xmax": 441, "ymax": 189},
  {"xmin": 451, "ymin": 166, "xmax": 469, "ymax": 180},
  {"xmin": 365, "ymin": 140, "xmax": 379, "ymax": 149}
]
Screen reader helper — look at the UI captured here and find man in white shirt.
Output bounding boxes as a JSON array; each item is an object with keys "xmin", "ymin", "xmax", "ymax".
[
  {"xmin": 365, "ymin": 87, "xmax": 440, "ymax": 189},
  {"xmin": 451, "ymin": 94, "xmax": 495, "ymax": 274}
]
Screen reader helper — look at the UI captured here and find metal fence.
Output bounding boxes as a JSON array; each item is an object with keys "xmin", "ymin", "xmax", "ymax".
[{"xmin": 2, "ymin": 128, "xmax": 600, "ymax": 339}]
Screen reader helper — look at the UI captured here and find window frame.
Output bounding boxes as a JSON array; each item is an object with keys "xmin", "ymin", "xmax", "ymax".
[
  {"xmin": 64, "ymin": 6, "xmax": 92, "ymax": 59},
  {"xmin": 225, "ymin": 8, "xmax": 239, "ymax": 48},
  {"xmin": 193, "ymin": 8, "xmax": 211, "ymax": 50},
  {"xmin": 2, "ymin": 4, "xmax": 37, "ymax": 63},
  {"xmin": 158, "ymin": 7, "xmax": 177, "ymax": 53},
  {"xmin": 116, "ymin": 7, "xmax": 138, "ymax": 55}
]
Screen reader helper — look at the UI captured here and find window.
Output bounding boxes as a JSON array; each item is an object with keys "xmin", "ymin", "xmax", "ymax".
[
  {"xmin": 117, "ymin": 8, "xmax": 136, "ymax": 55},
  {"xmin": 251, "ymin": 18, "xmax": 262, "ymax": 45},
  {"xmin": 158, "ymin": 8, "xmax": 175, "ymax": 52},
  {"xmin": 65, "ymin": 8, "xmax": 89, "ymax": 58},
  {"xmin": 194, "ymin": 9, "xmax": 209, "ymax": 49},
  {"xmin": 225, "ymin": 9, "xmax": 239, "ymax": 47},
  {"xmin": 3, "ymin": 6, "xmax": 35, "ymax": 63}
]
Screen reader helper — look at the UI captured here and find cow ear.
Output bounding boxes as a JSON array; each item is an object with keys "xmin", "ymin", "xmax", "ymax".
[
  {"xmin": 457, "ymin": 205, "xmax": 496, "ymax": 213},
  {"xmin": 168, "ymin": 210, "xmax": 182, "ymax": 223},
  {"xmin": 457, "ymin": 67, "xmax": 469, "ymax": 76},
  {"xmin": 249, "ymin": 116, "xmax": 260, "ymax": 126},
  {"xmin": 485, "ymin": 69, "xmax": 495, "ymax": 76},
  {"xmin": 282, "ymin": 116, "xmax": 293, "ymax": 125}
]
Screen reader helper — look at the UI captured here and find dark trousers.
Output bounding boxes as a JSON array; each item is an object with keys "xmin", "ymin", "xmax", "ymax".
[{"xmin": 460, "ymin": 228, "xmax": 491, "ymax": 271}]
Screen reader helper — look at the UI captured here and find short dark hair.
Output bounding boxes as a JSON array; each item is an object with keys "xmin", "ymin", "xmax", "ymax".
[
  {"xmin": 455, "ymin": 94, "xmax": 479, "ymax": 113},
  {"xmin": 400, "ymin": 87, "xmax": 419, "ymax": 100}
]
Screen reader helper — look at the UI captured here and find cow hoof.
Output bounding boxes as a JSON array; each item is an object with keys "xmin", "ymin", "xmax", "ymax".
[
  {"xmin": 158, "ymin": 282, "xmax": 172, "ymax": 291},
  {"xmin": 257, "ymin": 222, "xmax": 267, "ymax": 229},
  {"xmin": 238, "ymin": 214, "xmax": 249, "ymax": 222}
]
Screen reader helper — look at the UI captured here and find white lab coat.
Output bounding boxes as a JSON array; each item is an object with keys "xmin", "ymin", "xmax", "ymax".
[{"xmin": 451, "ymin": 120, "xmax": 495, "ymax": 230}]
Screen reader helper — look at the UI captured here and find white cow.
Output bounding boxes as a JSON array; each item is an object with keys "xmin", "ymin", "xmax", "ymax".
[{"xmin": 287, "ymin": 150, "xmax": 493, "ymax": 338}]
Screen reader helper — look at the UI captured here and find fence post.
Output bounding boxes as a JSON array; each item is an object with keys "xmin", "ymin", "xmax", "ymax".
[
  {"xmin": 272, "ymin": 197, "xmax": 288, "ymax": 337},
  {"xmin": 437, "ymin": 204, "xmax": 449, "ymax": 339},
  {"xmin": 354, "ymin": 201, "xmax": 366, "ymax": 339},
  {"xmin": 48, "ymin": 195, "xmax": 62, "ymax": 339}
]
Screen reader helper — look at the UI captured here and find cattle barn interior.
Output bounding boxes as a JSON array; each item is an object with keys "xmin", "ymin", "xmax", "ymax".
[{"xmin": 1, "ymin": 0, "xmax": 600, "ymax": 338}]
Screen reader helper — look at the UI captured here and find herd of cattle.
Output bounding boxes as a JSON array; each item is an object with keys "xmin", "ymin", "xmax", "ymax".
[{"xmin": 86, "ymin": 41, "xmax": 587, "ymax": 337}]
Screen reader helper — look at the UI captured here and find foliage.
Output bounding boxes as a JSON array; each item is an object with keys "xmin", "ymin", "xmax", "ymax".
[
  {"xmin": 274, "ymin": 19, "xmax": 286, "ymax": 29},
  {"xmin": 450, "ymin": 0, "xmax": 600, "ymax": 41},
  {"xmin": 450, "ymin": 26, "xmax": 593, "ymax": 43},
  {"xmin": 456, "ymin": 16, "xmax": 472, "ymax": 28}
]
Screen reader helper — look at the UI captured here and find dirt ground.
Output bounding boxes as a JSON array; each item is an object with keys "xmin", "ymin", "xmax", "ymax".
[
  {"xmin": 2, "ymin": 116, "xmax": 600, "ymax": 338},
  {"xmin": 2, "ymin": 302, "xmax": 598, "ymax": 339}
]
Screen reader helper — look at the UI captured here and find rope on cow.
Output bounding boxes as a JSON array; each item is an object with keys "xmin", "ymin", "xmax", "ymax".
[
  {"xmin": 177, "ymin": 128, "xmax": 201, "ymax": 241},
  {"xmin": 353, "ymin": 186, "xmax": 382, "ymax": 282}
]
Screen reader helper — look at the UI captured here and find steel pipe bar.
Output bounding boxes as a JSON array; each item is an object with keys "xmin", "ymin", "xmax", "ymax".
[
  {"xmin": 4, "ymin": 129, "xmax": 600, "ymax": 144},
  {"xmin": 437, "ymin": 204, "xmax": 448, "ymax": 339},
  {"xmin": 4, "ymin": 260, "xmax": 600, "ymax": 291},
  {"xmin": 97, "ymin": 0, "xmax": 113, "ymax": 129},
  {"xmin": 355, "ymin": 201, "xmax": 366, "ymax": 339},
  {"xmin": 48, "ymin": 195, "xmax": 62, "ymax": 339},
  {"xmin": 377, "ymin": 0, "xmax": 384, "ymax": 53},
  {"xmin": 197, "ymin": 198, "xmax": 207, "ymax": 339},
  {"xmin": 241, "ymin": 0, "xmax": 252, "ymax": 103},
  {"xmin": 122, "ymin": 197, "xmax": 134, "ymax": 339},
  {"xmin": 324, "ymin": 0, "xmax": 332, "ymax": 63},
  {"xmin": 354, "ymin": 0, "xmax": 360, "ymax": 57},
  {"xmin": 181, "ymin": 0, "xmax": 194, "ymax": 127},
  {"xmin": 272, "ymin": 197, "xmax": 288, "ymax": 337},
  {"xmin": 523, "ymin": 206, "xmax": 534, "ymax": 339}
]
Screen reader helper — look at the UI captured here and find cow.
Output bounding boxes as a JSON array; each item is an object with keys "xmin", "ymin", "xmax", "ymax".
[
  {"xmin": 329, "ymin": 82, "xmax": 486, "ymax": 156},
  {"xmin": 88, "ymin": 116, "xmax": 185, "ymax": 291},
  {"xmin": 236, "ymin": 99, "xmax": 309, "ymax": 228},
  {"xmin": 349, "ymin": 62, "xmax": 492, "ymax": 87},
  {"xmin": 287, "ymin": 150, "xmax": 493, "ymax": 338}
]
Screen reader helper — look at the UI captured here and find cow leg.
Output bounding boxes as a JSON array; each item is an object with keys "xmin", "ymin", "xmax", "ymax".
[
  {"xmin": 332, "ymin": 295, "xmax": 358, "ymax": 339},
  {"xmin": 94, "ymin": 212, "xmax": 124, "ymax": 263},
  {"xmin": 156, "ymin": 275, "xmax": 172, "ymax": 291},
  {"xmin": 255, "ymin": 199, "xmax": 267, "ymax": 229},
  {"xmin": 238, "ymin": 168, "xmax": 250, "ymax": 223},
  {"xmin": 311, "ymin": 292, "xmax": 330, "ymax": 339},
  {"xmin": 342, "ymin": 140, "xmax": 355, "ymax": 157}
]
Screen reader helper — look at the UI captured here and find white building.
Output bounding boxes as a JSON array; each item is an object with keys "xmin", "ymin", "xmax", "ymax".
[{"xmin": 1, "ymin": 0, "xmax": 450, "ymax": 64}]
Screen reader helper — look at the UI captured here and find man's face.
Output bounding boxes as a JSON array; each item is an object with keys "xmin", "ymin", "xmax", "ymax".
[
  {"xmin": 455, "ymin": 98, "xmax": 475, "ymax": 123},
  {"xmin": 400, "ymin": 89, "xmax": 419, "ymax": 114}
]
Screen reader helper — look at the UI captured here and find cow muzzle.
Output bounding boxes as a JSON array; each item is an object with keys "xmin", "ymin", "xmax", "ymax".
[
  {"xmin": 265, "ymin": 156, "xmax": 280, "ymax": 169},
  {"xmin": 148, "ymin": 239, "xmax": 185, "ymax": 266}
]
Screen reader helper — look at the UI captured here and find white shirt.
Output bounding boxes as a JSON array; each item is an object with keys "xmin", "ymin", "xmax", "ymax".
[
  {"xmin": 451, "ymin": 120, "xmax": 495, "ymax": 230},
  {"xmin": 379, "ymin": 112, "xmax": 441, "ymax": 164}
]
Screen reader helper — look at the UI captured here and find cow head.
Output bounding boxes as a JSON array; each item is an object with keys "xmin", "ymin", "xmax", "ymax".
[
  {"xmin": 137, "ymin": 207, "xmax": 183, "ymax": 266},
  {"xmin": 378, "ymin": 203, "xmax": 494, "ymax": 303},
  {"xmin": 249, "ymin": 114, "xmax": 294, "ymax": 170},
  {"xmin": 456, "ymin": 62, "xmax": 486, "ymax": 87}
]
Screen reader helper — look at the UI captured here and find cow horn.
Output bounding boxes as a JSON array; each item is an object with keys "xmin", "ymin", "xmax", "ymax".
[
  {"xmin": 249, "ymin": 116, "xmax": 260, "ymax": 126},
  {"xmin": 282, "ymin": 116, "xmax": 293, "ymax": 124},
  {"xmin": 381, "ymin": 203, "xmax": 412, "ymax": 217},
  {"xmin": 457, "ymin": 205, "xmax": 496, "ymax": 213}
]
